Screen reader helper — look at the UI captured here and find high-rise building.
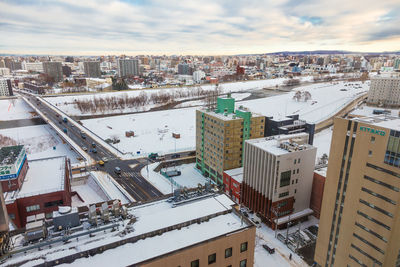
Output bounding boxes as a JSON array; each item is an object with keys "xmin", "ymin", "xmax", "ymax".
[
  {"xmin": 42, "ymin": 61, "xmax": 63, "ymax": 82},
  {"xmin": 83, "ymin": 61, "xmax": 101, "ymax": 78},
  {"xmin": 62, "ymin": 65, "xmax": 72, "ymax": 77},
  {"xmin": 242, "ymin": 133, "xmax": 316, "ymax": 229},
  {"xmin": 4, "ymin": 58, "xmax": 22, "ymax": 71},
  {"xmin": 315, "ymin": 116, "xmax": 400, "ymax": 267},
  {"xmin": 0, "ymin": 79, "xmax": 13, "ymax": 96},
  {"xmin": 367, "ymin": 75, "xmax": 400, "ymax": 107},
  {"xmin": 117, "ymin": 58, "xmax": 139, "ymax": 77},
  {"xmin": 178, "ymin": 63, "xmax": 190, "ymax": 75},
  {"xmin": 196, "ymin": 96, "xmax": 265, "ymax": 184}
]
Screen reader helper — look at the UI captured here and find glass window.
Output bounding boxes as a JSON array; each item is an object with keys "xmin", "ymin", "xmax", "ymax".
[
  {"xmin": 240, "ymin": 242, "xmax": 248, "ymax": 252},
  {"xmin": 280, "ymin": 171, "xmax": 291, "ymax": 187},
  {"xmin": 208, "ymin": 253, "xmax": 216, "ymax": 264},
  {"xmin": 240, "ymin": 259, "xmax": 247, "ymax": 267},
  {"xmin": 191, "ymin": 259, "xmax": 199, "ymax": 267}
]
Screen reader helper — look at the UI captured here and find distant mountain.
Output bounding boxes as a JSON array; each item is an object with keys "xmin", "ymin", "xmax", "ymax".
[{"xmin": 264, "ymin": 50, "xmax": 400, "ymax": 56}]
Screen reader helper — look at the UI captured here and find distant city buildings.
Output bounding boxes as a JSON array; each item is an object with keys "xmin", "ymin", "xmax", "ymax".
[
  {"xmin": 83, "ymin": 61, "xmax": 101, "ymax": 78},
  {"xmin": 0, "ymin": 68, "xmax": 10, "ymax": 76},
  {"xmin": 242, "ymin": 133, "xmax": 316, "ymax": 229},
  {"xmin": 196, "ymin": 96, "xmax": 265, "ymax": 184},
  {"xmin": 117, "ymin": 58, "xmax": 139, "ymax": 77},
  {"xmin": 43, "ymin": 61, "xmax": 63, "ymax": 82},
  {"xmin": 367, "ymin": 75, "xmax": 400, "ymax": 107},
  {"xmin": 22, "ymin": 62, "xmax": 43, "ymax": 73},
  {"xmin": 0, "ymin": 79, "xmax": 13, "ymax": 96},
  {"xmin": 315, "ymin": 115, "xmax": 400, "ymax": 267}
]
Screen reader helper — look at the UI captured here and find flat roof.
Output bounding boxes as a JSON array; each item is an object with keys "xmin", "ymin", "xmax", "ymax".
[
  {"xmin": 246, "ymin": 133, "xmax": 314, "ymax": 156},
  {"xmin": 17, "ymin": 156, "xmax": 66, "ymax": 198},
  {"xmin": 201, "ymin": 108, "xmax": 264, "ymax": 122},
  {"xmin": 0, "ymin": 145, "xmax": 24, "ymax": 165},
  {"xmin": 7, "ymin": 194, "xmax": 252, "ymax": 266},
  {"xmin": 224, "ymin": 167, "xmax": 243, "ymax": 183},
  {"xmin": 354, "ymin": 115, "xmax": 400, "ymax": 131}
]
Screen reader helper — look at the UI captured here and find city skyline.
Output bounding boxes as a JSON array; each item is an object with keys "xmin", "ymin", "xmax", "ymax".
[{"xmin": 0, "ymin": 0, "xmax": 399, "ymax": 55}]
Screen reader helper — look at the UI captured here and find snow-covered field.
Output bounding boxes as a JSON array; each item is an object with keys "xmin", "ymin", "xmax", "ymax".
[
  {"xmin": 240, "ymin": 81, "xmax": 368, "ymax": 124},
  {"xmin": 45, "ymin": 77, "xmax": 313, "ymax": 116},
  {"xmin": 0, "ymin": 98, "xmax": 37, "ymax": 121},
  {"xmin": 82, "ymin": 81, "xmax": 368, "ymax": 156},
  {"xmin": 83, "ymin": 107, "xmax": 197, "ymax": 155},
  {"xmin": 140, "ymin": 162, "xmax": 208, "ymax": 194},
  {"xmin": 0, "ymin": 124, "xmax": 80, "ymax": 163}
]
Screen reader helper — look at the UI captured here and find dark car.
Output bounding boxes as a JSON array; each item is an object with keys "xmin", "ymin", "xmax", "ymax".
[{"xmin": 262, "ymin": 244, "xmax": 275, "ymax": 254}]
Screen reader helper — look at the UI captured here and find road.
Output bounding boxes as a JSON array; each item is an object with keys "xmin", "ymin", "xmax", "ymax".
[{"xmin": 22, "ymin": 93, "xmax": 171, "ymax": 202}]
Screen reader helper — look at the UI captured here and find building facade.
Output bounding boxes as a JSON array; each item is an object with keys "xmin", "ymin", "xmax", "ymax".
[
  {"xmin": 0, "ymin": 79, "xmax": 13, "ymax": 96},
  {"xmin": 43, "ymin": 61, "xmax": 63, "ymax": 82},
  {"xmin": 315, "ymin": 116, "xmax": 400, "ymax": 267},
  {"xmin": 310, "ymin": 169, "xmax": 326, "ymax": 219},
  {"xmin": 83, "ymin": 61, "xmax": 101, "ymax": 78},
  {"xmin": 196, "ymin": 96, "xmax": 265, "ymax": 184},
  {"xmin": 242, "ymin": 133, "xmax": 316, "ymax": 229},
  {"xmin": 117, "ymin": 58, "xmax": 139, "ymax": 77},
  {"xmin": 367, "ymin": 76, "xmax": 400, "ymax": 107},
  {"xmin": 223, "ymin": 167, "xmax": 243, "ymax": 204},
  {"xmin": 0, "ymin": 146, "xmax": 28, "ymax": 192}
]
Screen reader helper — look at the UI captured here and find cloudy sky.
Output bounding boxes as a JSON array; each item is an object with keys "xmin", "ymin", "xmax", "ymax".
[{"xmin": 0, "ymin": 0, "xmax": 399, "ymax": 55}]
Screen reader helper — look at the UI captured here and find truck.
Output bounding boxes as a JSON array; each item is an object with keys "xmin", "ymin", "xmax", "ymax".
[
  {"xmin": 148, "ymin": 153, "xmax": 159, "ymax": 160},
  {"xmin": 63, "ymin": 117, "xmax": 68, "ymax": 123}
]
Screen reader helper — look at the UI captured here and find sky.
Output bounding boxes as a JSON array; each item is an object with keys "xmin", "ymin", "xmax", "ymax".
[{"xmin": 0, "ymin": 0, "xmax": 399, "ymax": 55}]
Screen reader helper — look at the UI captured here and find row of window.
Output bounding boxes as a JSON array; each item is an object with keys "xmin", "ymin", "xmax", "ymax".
[
  {"xmin": 355, "ymin": 222, "xmax": 388, "ymax": 243},
  {"xmin": 363, "ymin": 175, "xmax": 399, "ymax": 192},
  {"xmin": 359, "ymin": 199, "xmax": 393, "ymax": 218},
  {"xmin": 190, "ymin": 242, "xmax": 248, "ymax": 267},
  {"xmin": 350, "ymin": 243, "xmax": 383, "ymax": 266},
  {"xmin": 353, "ymin": 233, "xmax": 385, "ymax": 254},
  {"xmin": 361, "ymin": 187, "xmax": 396, "ymax": 205}
]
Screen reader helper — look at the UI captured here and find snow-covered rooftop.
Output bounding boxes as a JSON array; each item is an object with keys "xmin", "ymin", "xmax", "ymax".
[
  {"xmin": 354, "ymin": 115, "xmax": 400, "ymax": 131},
  {"xmin": 246, "ymin": 132, "xmax": 314, "ymax": 156},
  {"xmin": 224, "ymin": 167, "xmax": 243, "ymax": 183},
  {"xmin": 17, "ymin": 156, "xmax": 66, "ymax": 198},
  {"xmin": 6, "ymin": 194, "xmax": 253, "ymax": 266}
]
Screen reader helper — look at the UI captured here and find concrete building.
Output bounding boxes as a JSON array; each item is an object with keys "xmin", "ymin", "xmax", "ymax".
[
  {"xmin": 0, "ymin": 79, "xmax": 13, "ymax": 96},
  {"xmin": 178, "ymin": 63, "xmax": 191, "ymax": 75},
  {"xmin": 0, "ymin": 68, "xmax": 10, "ymax": 76},
  {"xmin": 117, "ymin": 58, "xmax": 139, "ymax": 77},
  {"xmin": 196, "ymin": 96, "xmax": 265, "ymax": 184},
  {"xmin": 0, "ymin": 146, "xmax": 28, "ymax": 193},
  {"xmin": 43, "ymin": 61, "xmax": 63, "ymax": 82},
  {"xmin": 22, "ymin": 62, "xmax": 43, "ymax": 72},
  {"xmin": 5, "ymin": 194, "xmax": 255, "ymax": 267},
  {"xmin": 193, "ymin": 70, "xmax": 206, "ymax": 83},
  {"xmin": 223, "ymin": 167, "xmax": 243, "ymax": 204},
  {"xmin": 310, "ymin": 168, "xmax": 326, "ymax": 219},
  {"xmin": 83, "ymin": 61, "xmax": 101, "ymax": 78},
  {"xmin": 315, "ymin": 116, "xmax": 400, "ymax": 267},
  {"xmin": 265, "ymin": 114, "xmax": 315, "ymax": 145},
  {"xmin": 242, "ymin": 133, "xmax": 316, "ymax": 229},
  {"xmin": 367, "ymin": 75, "xmax": 400, "ymax": 107}
]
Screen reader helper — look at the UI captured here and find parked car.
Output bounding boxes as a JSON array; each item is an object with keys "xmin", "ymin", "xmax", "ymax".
[
  {"xmin": 82, "ymin": 146, "xmax": 87, "ymax": 151},
  {"xmin": 262, "ymin": 244, "xmax": 275, "ymax": 254},
  {"xmin": 114, "ymin": 167, "xmax": 121, "ymax": 175}
]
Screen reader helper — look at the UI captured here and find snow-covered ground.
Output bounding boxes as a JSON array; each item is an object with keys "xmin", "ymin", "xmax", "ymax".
[
  {"xmin": 254, "ymin": 215, "xmax": 319, "ymax": 267},
  {"xmin": 175, "ymin": 92, "xmax": 252, "ymax": 108},
  {"xmin": 83, "ymin": 107, "xmax": 197, "ymax": 155},
  {"xmin": 90, "ymin": 171, "xmax": 132, "ymax": 204},
  {"xmin": 45, "ymin": 77, "xmax": 313, "ymax": 116},
  {"xmin": 0, "ymin": 98, "xmax": 37, "ymax": 121},
  {"xmin": 140, "ymin": 162, "xmax": 209, "ymax": 194},
  {"xmin": 313, "ymin": 127, "xmax": 333, "ymax": 163},
  {"xmin": 82, "ymin": 81, "xmax": 367, "ymax": 156},
  {"xmin": 240, "ymin": 81, "xmax": 368, "ymax": 124},
  {"xmin": 0, "ymin": 124, "xmax": 80, "ymax": 163}
]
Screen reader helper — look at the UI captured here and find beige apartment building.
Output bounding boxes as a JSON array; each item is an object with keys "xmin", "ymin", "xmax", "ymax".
[
  {"xmin": 315, "ymin": 116, "xmax": 400, "ymax": 267},
  {"xmin": 367, "ymin": 75, "xmax": 400, "ymax": 107},
  {"xmin": 196, "ymin": 96, "xmax": 265, "ymax": 184}
]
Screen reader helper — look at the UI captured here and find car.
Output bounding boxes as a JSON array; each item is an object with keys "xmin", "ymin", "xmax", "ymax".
[
  {"xmin": 114, "ymin": 167, "xmax": 121, "ymax": 174},
  {"xmin": 82, "ymin": 146, "xmax": 87, "ymax": 151},
  {"xmin": 102, "ymin": 157, "xmax": 108, "ymax": 162},
  {"xmin": 91, "ymin": 148, "xmax": 97, "ymax": 153},
  {"xmin": 92, "ymin": 142, "xmax": 96, "ymax": 148},
  {"xmin": 98, "ymin": 160, "xmax": 104, "ymax": 166},
  {"xmin": 58, "ymin": 121, "xmax": 62, "ymax": 124},
  {"xmin": 262, "ymin": 244, "xmax": 275, "ymax": 254}
]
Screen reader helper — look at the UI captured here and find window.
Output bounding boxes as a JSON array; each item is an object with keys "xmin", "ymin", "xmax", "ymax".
[
  {"xmin": 26, "ymin": 204, "xmax": 40, "ymax": 212},
  {"xmin": 225, "ymin": 247, "xmax": 232, "ymax": 258},
  {"xmin": 293, "ymin": 170, "xmax": 295, "ymax": 174},
  {"xmin": 371, "ymin": 136, "xmax": 375, "ymax": 143},
  {"xmin": 280, "ymin": 171, "xmax": 291, "ymax": 187},
  {"xmin": 44, "ymin": 199, "xmax": 63, "ymax": 208},
  {"xmin": 298, "ymin": 158, "xmax": 301, "ymax": 163},
  {"xmin": 8, "ymin": 213, "xmax": 15, "ymax": 220},
  {"xmin": 191, "ymin": 259, "xmax": 199, "ymax": 267},
  {"xmin": 368, "ymin": 150, "xmax": 372, "ymax": 156},
  {"xmin": 240, "ymin": 242, "xmax": 248, "ymax": 252},
  {"xmin": 279, "ymin": 191, "xmax": 289, "ymax": 198},
  {"xmin": 208, "ymin": 253, "xmax": 216, "ymax": 264},
  {"xmin": 240, "ymin": 259, "xmax": 247, "ymax": 267},
  {"xmin": 294, "ymin": 159, "xmax": 297, "ymax": 164}
]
